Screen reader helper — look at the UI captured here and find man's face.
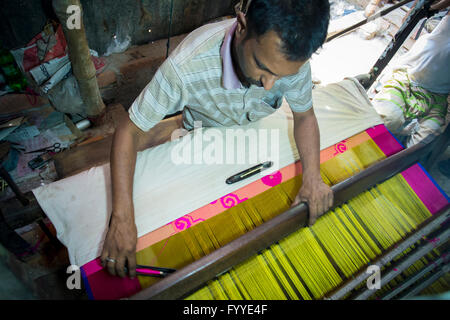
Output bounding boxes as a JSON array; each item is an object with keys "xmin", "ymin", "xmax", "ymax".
[{"xmin": 232, "ymin": 13, "xmax": 306, "ymax": 91}]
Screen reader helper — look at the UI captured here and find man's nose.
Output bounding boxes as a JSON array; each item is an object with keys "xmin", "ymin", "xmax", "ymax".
[{"xmin": 262, "ymin": 75, "xmax": 276, "ymax": 90}]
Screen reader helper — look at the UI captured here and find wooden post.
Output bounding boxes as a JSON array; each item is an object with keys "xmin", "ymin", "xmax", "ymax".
[{"xmin": 52, "ymin": 0, "xmax": 105, "ymax": 118}]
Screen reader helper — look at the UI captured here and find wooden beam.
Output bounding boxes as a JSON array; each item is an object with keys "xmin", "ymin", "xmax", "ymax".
[{"xmin": 53, "ymin": 113, "xmax": 182, "ymax": 178}]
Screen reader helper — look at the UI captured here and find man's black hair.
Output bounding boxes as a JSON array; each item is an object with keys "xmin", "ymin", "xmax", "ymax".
[{"xmin": 245, "ymin": 0, "xmax": 330, "ymax": 61}]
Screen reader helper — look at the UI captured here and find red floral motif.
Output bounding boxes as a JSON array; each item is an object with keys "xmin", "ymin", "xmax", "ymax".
[
  {"xmin": 261, "ymin": 171, "xmax": 282, "ymax": 187},
  {"xmin": 210, "ymin": 193, "xmax": 248, "ymax": 208},
  {"xmin": 333, "ymin": 140, "xmax": 348, "ymax": 156},
  {"xmin": 172, "ymin": 215, "xmax": 204, "ymax": 232},
  {"xmin": 220, "ymin": 193, "xmax": 248, "ymax": 208}
]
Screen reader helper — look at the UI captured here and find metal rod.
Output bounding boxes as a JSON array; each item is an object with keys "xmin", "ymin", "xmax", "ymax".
[
  {"xmin": 166, "ymin": 0, "xmax": 174, "ymax": 58},
  {"xmin": 328, "ymin": 207, "xmax": 449, "ymax": 299},
  {"xmin": 325, "ymin": 0, "xmax": 415, "ymax": 43},
  {"xmin": 381, "ymin": 251, "xmax": 449, "ymax": 300},
  {"xmin": 363, "ymin": 0, "xmax": 434, "ymax": 88},
  {"xmin": 354, "ymin": 225, "xmax": 450, "ymax": 299},
  {"xmin": 399, "ymin": 263, "xmax": 450, "ymax": 299}
]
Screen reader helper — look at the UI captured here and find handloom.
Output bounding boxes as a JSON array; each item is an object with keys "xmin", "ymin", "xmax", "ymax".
[
  {"xmin": 86, "ymin": 124, "xmax": 449, "ymax": 300},
  {"xmin": 35, "ymin": 94, "xmax": 449, "ymax": 300},
  {"xmin": 32, "ymin": 1, "xmax": 449, "ymax": 300},
  {"xmin": 131, "ymin": 1, "xmax": 448, "ymax": 299}
]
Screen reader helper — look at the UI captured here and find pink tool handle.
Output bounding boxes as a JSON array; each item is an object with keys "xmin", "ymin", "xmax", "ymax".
[{"xmin": 136, "ymin": 268, "xmax": 162, "ymax": 275}]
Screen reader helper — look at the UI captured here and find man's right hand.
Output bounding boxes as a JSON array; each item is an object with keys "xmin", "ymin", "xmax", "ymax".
[
  {"xmin": 100, "ymin": 212, "xmax": 138, "ymax": 278},
  {"xmin": 101, "ymin": 111, "xmax": 182, "ymax": 278}
]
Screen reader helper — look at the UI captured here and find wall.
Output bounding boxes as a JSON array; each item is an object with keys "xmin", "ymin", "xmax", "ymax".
[{"xmin": 0, "ymin": 0, "xmax": 235, "ymax": 55}]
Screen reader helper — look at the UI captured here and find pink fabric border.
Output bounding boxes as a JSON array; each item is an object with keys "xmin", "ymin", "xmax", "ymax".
[
  {"xmin": 401, "ymin": 164, "xmax": 449, "ymax": 215},
  {"xmin": 367, "ymin": 125, "xmax": 448, "ymax": 214},
  {"xmin": 366, "ymin": 125, "xmax": 403, "ymax": 156}
]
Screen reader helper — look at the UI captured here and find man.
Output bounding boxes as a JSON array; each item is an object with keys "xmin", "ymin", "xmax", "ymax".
[
  {"xmin": 372, "ymin": 10, "xmax": 449, "ymax": 148},
  {"xmin": 101, "ymin": 0, "xmax": 333, "ymax": 278},
  {"xmin": 364, "ymin": 0, "xmax": 396, "ymax": 18}
]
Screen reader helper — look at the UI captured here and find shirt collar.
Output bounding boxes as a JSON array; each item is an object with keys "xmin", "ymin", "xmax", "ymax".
[{"xmin": 220, "ymin": 20, "xmax": 243, "ymax": 90}]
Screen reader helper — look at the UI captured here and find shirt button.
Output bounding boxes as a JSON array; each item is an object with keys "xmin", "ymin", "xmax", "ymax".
[{"xmin": 246, "ymin": 111, "xmax": 255, "ymax": 122}]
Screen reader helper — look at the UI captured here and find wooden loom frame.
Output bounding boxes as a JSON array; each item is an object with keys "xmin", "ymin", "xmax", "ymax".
[
  {"xmin": 129, "ymin": 125, "xmax": 449, "ymax": 299},
  {"xmin": 130, "ymin": 1, "xmax": 449, "ymax": 300}
]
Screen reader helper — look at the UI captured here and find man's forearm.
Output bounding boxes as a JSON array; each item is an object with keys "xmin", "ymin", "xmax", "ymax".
[
  {"xmin": 110, "ymin": 121, "xmax": 139, "ymax": 221},
  {"xmin": 293, "ymin": 109, "xmax": 321, "ymax": 180},
  {"xmin": 101, "ymin": 117, "xmax": 149, "ymax": 277},
  {"xmin": 290, "ymin": 109, "xmax": 333, "ymax": 223}
]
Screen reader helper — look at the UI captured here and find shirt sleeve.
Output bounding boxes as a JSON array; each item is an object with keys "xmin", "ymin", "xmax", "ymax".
[
  {"xmin": 128, "ymin": 57, "xmax": 185, "ymax": 131},
  {"xmin": 284, "ymin": 61, "xmax": 313, "ymax": 113}
]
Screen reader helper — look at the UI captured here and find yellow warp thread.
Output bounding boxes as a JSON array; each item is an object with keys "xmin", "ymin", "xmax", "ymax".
[
  {"xmin": 370, "ymin": 249, "xmax": 445, "ymax": 300},
  {"xmin": 186, "ymin": 174, "xmax": 432, "ymax": 300},
  {"xmin": 133, "ymin": 139, "xmax": 433, "ymax": 299},
  {"xmin": 418, "ymin": 272, "xmax": 450, "ymax": 296}
]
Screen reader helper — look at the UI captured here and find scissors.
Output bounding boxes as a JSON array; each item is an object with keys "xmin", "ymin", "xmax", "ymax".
[{"xmin": 25, "ymin": 142, "xmax": 63, "ymax": 154}]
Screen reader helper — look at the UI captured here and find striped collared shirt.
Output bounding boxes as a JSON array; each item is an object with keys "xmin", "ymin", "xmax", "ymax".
[{"xmin": 129, "ymin": 18, "xmax": 313, "ymax": 131}]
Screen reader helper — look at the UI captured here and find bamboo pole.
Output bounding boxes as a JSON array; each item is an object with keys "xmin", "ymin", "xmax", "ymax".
[{"xmin": 52, "ymin": 0, "xmax": 105, "ymax": 118}]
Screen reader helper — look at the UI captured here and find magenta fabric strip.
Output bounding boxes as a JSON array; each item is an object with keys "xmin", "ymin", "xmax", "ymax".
[
  {"xmin": 85, "ymin": 269, "xmax": 141, "ymax": 300},
  {"xmin": 366, "ymin": 125, "xmax": 403, "ymax": 156},
  {"xmin": 367, "ymin": 125, "xmax": 448, "ymax": 215},
  {"xmin": 81, "ymin": 259, "xmax": 141, "ymax": 300},
  {"xmin": 82, "ymin": 258, "xmax": 104, "ymax": 277},
  {"xmin": 401, "ymin": 164, "xmax": 449, "ymax": 215}
]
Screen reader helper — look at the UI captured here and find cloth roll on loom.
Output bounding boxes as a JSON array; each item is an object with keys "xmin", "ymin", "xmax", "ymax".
[{"xmin": 32, "ymin": 78, "xmax": 449, "ymax": 300}]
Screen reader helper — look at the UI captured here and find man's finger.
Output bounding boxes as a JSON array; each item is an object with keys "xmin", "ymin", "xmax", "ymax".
[
  {"xmin": 100, "ymin": 249, "xmax": 109, "ymax": 267},
  {"xmin": 106, "ymin": 254, "xmax": 117, "ymax": 276},
  {"xmin": 309, "ymin": 213, "xmax": 316, "ymax": 226},
  {"xmin": 316, "ymin": 198, "xmax": 324, "ymax": 216},
  {"xmin": 328, "ymin": 192, "xmax": 334, "ymax": 210},
  {"xmin": 298, "ymin": 196, "xmax": 309, "ymax": 206},
  {"xmin": 127, "ymin": 254, "xmax": 137, "ymax": 279},
  {"xmin": 115, "ymin": 256, "xmax": 127, "ymax": 278},
  {"xmin": 290, "ymin": 194, "xmax": 304, "ymax": 208},
  {"xmin": 290, "ymin": 199, "xmax": 299, "ymax": 208},
  {"xmin": 322, "ymin": 195, "xmax": 329, "ymax": 213},
  {"xmin": 308, "ymin": 202, "xmax": 318, "ymax": 226}
]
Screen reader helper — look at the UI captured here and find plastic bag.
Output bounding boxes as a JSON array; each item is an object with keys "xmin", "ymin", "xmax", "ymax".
[
  {"xmin": 47, "ymin": 73, "xmax": 86, "ymax": 116},
  {"xmin": 11, "ymin": 23, "xmax": 67, "ymax": 73}
]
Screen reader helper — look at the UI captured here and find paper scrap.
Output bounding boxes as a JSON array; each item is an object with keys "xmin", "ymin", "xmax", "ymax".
[{"xmin": 6, "ymin": 125, "xmax": 40, "ymax": 143}]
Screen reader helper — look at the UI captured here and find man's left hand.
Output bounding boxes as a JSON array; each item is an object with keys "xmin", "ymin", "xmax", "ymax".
[{"xmin": 290, "ymin": 175, "xmax": 333, "ymax": 226}]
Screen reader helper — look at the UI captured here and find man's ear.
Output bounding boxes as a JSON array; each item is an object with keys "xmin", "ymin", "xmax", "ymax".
[{"xmin": 235, "ymin": 11, "xmax": 248, "ymax": 40}]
